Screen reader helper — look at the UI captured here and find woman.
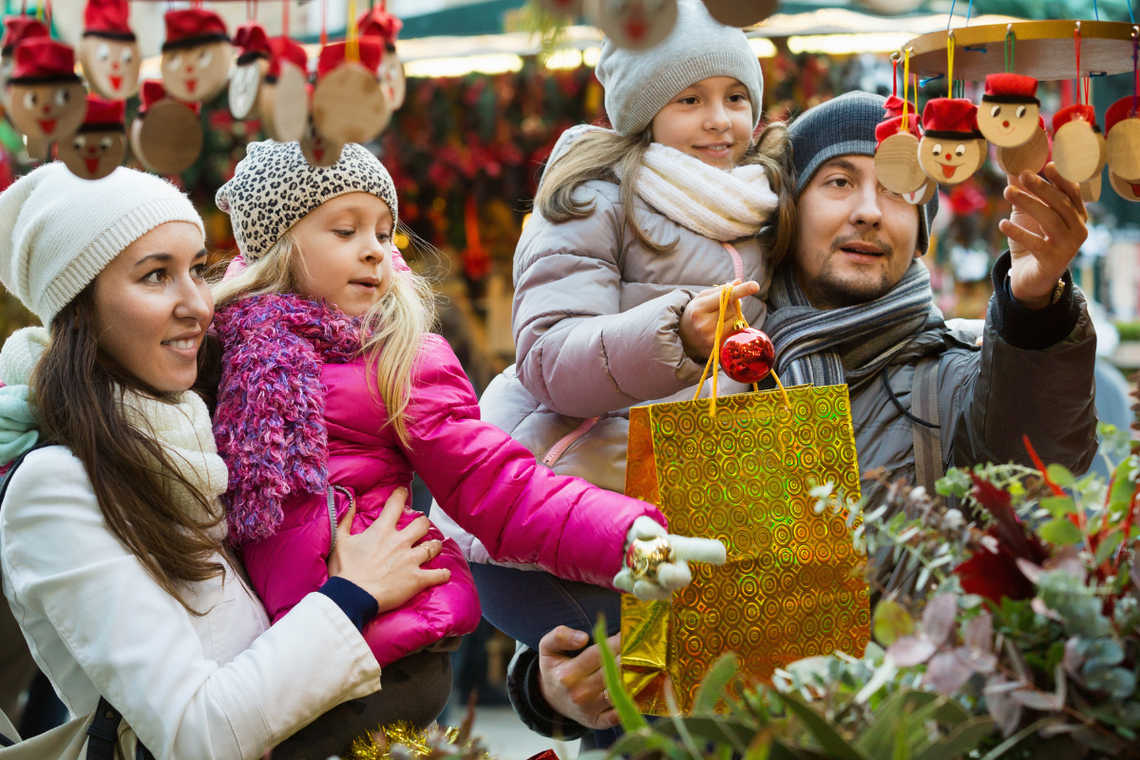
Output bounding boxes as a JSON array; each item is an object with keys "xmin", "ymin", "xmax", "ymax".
[{"xmin": 0, "ymin": 163, "xmax": 451, "ymax": 759}]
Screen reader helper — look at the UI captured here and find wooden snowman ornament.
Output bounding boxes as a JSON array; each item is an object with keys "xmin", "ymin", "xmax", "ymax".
[
  {"xmin": 257, "ymin": 36, "xmax": 308, "ymax": 142},
  {"xmin": 78, "ymin": 0, "xmax": 140, "ymax": 100},
  {"xmin": 229, "ymin": 21, "xmax": 271, "ymax": 120},
  {"xmin": 919, "ymin": 98, "xmax": 987, "ymax": 186},
  {"xmin": 300, "ymin": 116, "xmax": 344, "ymax": 167},
  {"xmin": 977, "ymin": 73, "xmax": 1039, "ymax": 148},
  {"xmin": 702, "ymin": 0, "xmax": 778, "ymax": 27},
  {"xmin": 312, "ymin": 39, "xmax": 388, "ymax": 145},
  {"xmin": 1105, "ymin": 96, "xmax": 1140, "ymax": 182},
  {"xmin": 6, "ymin": 39, "xmax": 87, "ymax": 144},
  {"xmin": 358, "ymin": 6, "xmax": 406, "ymax": 111},
  {"xmin": 875, "ymin": 114, "xmax": 926, "ymax": 195},
  {"xmin": 1052, "ymin": 105, "xmax": 1106, "ymax": 184},
  {"xmin": 589, "ymin": 0, "xmax": 678, "ymax": 51},
  {"xmin": 995, "ymin": 115, "xmax": 1049, "ymax": 176},
  {"xmin": 58, "ymin": 95, "xmax": 125, "ymax": 180},
  {"xmin": 161, "ymin": 9, "xmax": 231, "ymax": 103},
  {"xmin": 1109, "ymin": 170, "xmax": 1140, "ymax": 201},
  {"xmin": 129, "ymin": 80, "xmax": 202, "ymax": 175},
  {"xmin": 882, "ymin": 94, "xmax": 915, "ymax": 119},
  {"xmin": 1, "ymin": 18, "xmax": 48, "ymax": 108}
]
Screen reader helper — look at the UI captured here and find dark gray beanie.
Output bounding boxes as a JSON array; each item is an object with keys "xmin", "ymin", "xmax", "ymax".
[
  {"xmin": 788, "ymin": 91, "xmax": 939, "ymax": 254},
  {"xmin": 595, "ymin": 0, "xmax": 763, "ymax": 137}
]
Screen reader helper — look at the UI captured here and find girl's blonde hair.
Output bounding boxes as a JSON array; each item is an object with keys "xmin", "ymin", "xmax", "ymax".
[
  {"xmin": 535, "ymin": 122, "xmax": 796, "ymax": 266},
  {"xmin": 212, "ymin": 230, "xmax": 436, "ymax": 447}
]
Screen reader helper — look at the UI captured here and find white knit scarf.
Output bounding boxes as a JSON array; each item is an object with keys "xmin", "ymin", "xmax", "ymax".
[
  {"xmin": 621, "ymin": 143, "xmax": 779, "ymax": 241},
  {"xmin": 0, "ymin": 326, "xmax": 228, "ymax": 530}
]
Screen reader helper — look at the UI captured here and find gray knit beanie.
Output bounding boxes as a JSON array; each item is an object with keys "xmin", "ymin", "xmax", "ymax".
[
  {"xmin": 595, "ymin": 0, "xmax": 763, "ymax": 137},
  {"xmin": 788, "ymin": 91, "xmax": 939, "ymax": 254},
  {"xmin": 216, "ymin": 140, "xmax": 398, "ymax": 262}
]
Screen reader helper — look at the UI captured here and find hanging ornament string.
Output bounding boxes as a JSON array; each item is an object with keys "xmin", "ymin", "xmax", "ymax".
[
  {"xmin": 282, "ymin": 0, "xmax": 289, "ymax": 38},
  {"xmin": 947, "ymin": 30, "xmax": 956, "ymax": 98},
  {"xmin": 902, "ymin": 47, "xmax": 912, "ymax": 133},
  {"xmin": 34, "ymin": 0, "xmax": 42, "ymax": 23},
  {"xmin": 1133, "ymin": 26, "xmax": 1138, "ymax": 118},
  {"xmin": 321, "ymin": 0, "xmax": 328, "ymax": 47},
  {"xmin": 1075, "ymin": 22, "xmax": 1084, "ymax": 106},
  {"xmin": 946, "ymin": 0, "xmax": 956, "ymax": 30},
  {"xmin": 891, "ymin": 52, "xmax": 899, "ymax": 100},
  {"xmin": 346, "ymin": 0, "xmax": 359, "ymax": 62},
  {"xmin": 965, "ymin": 0, "xmax": 974, "ymax": 26},
  {"xmin": 1004, "ymin": 25, "xmax": 1016, "ymax": 74}
]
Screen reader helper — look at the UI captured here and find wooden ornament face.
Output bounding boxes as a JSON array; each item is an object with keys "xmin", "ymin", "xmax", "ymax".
[
  {"xmin": 918, "ymin": 135, "xmax": 984, "ymax": 185},
  {"xmin": 312, "ymin": 64, "xmax": 390, "ymax": 145},
  {"xmin": 78, "ymin": 37, "xmax": 140, "ymax": 100},
  {"xmin": 1079, "ymin": 171, "xmax": 1102, "ymax": 203},
  {"xmin": 593, "ymin": 0, "xmax": 678, "ymax": 51},
  {"xmin": 271, "ymin": 62, "xmax": 308, "ymax": 143},
  {"xmin": 228, "ymin": 59, "xmax": 266, "ymax": 120},
  {"xmin": 903, "ymin": 181, "xmax": 937, "ymax": 206},
  {"xmin": 1106, "ymin": 118, "xmax": 1140, "ymax": 182},
  {"xmin": 58, "ymin": 129, "xmax": 125, "ymax": 179},
  {"xmin": 131, "ymin": 101, "xmax": 203, "ymax": 175},
  {"xmin": 380, "ymin": 52, "xmax": 405, "ymax": 111},
  {"xmin": 977, "ymin": 101, "xmax": 1038, "ymax": 148},
  {"xmin": 995, "ymin": 126, "xmax": 1049, "ymax": 176},
  {"xmin": 1053, "ymin": 120, "xmax": 1105, "ymax": 184},
  {"xmin": 7, "ymin": 81, "xmax": 87, "ymax": 141},
  {"xmin": 25, "ymin": 135, "xmax": 50, "ymax": 160},
  {"xmin": 875, "ymin": 132, "xmax": 926, "ymax": 194},
  {"xmin": 162, "ymin": 41, "xmax": 232, "ymax": 103},
  {"xmin": 702, "ymin": 0, "xmax": 779, "ymax": 27},
  {"xmin": 1109, "ymin": 171, "xmax": 1140, "ymax": 202},
  {"xmin": 300, "ymin": 120, "xmax": 343, "ymax": 167},
  {"xmin": 0, "ymin": 55, "xmax": 15, "ymax": 109}
]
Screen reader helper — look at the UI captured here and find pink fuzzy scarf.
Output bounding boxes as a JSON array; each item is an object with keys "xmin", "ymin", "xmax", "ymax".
[{"xmin": 212, "ymin": 293, "xmax": 362, "ymax": 544}]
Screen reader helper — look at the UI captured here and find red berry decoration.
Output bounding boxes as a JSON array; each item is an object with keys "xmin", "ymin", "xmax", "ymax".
[{"xmin": 720, "ymin": 325, "xmax": 775, "ymax": 384}]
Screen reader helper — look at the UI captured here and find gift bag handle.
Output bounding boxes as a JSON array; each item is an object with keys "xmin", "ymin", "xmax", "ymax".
[{"xmin": 692, "ymin": 283, "xmax": 790, "ymax": 417}]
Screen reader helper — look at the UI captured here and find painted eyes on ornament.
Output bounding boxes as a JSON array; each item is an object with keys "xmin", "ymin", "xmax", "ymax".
[
  {"xmin": 166, "ymin": 54, "xmax": 183, "ymax": 72},
  {"xmin": 71, "ymin": 135, "xmax": 84, "ymax": 150},
  {"xmin": 97, "ymin": 42, "xmax": 111, "ymax": 62},
  {"xmin": 22, "ymin": 90, "xmax": 35, "ymax": 109},
  {"xmin": 99, "ymin": 136, "xmax": 113, "ymax": 151},
  {"xmin": 121, "ymin": 47, "xmax": 133, "ymax": 64},
  {"xmin": 197, "ymin": 48, "xmax": 213, "ymax": 67},
  {"xmin": 930, "ymin": 143, "xmax": 966, "ymax": 158},
  {"xmin": 54, "ymin": 88, "xmax": 68, "ymax": 107},
  {"xmin": 989, "ymin": 105, "xmax": 1030, "ymax": 119}
]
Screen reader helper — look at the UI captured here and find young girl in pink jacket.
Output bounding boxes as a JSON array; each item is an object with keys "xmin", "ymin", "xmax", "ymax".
[{"xmin": 210, "ymin": 141, "xmax": 723, "ymax": 723}]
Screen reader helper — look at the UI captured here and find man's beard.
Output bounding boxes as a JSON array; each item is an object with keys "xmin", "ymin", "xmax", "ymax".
[{"xmin": 802, "ymin": 235, "xmax": 897, "ymax": 309}]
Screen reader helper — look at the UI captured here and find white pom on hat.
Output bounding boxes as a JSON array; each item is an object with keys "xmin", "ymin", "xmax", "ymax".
[{"xmin": 0, "ymin": 163, "xmax": 204, "ymax": 326}]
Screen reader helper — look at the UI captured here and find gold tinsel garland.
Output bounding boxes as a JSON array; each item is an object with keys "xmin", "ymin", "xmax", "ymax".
[{"xmin": 344, "ymin": 721, "xmax": 491, "ymax": 760}]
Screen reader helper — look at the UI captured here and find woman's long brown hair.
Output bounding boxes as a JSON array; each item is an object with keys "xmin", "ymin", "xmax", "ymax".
[{"xmin": 31, "ymin": 284, "xmax": 226, "ymax": 614}]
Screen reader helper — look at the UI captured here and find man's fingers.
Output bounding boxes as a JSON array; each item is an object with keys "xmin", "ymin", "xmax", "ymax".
[
  {"xmin": 1040, "ymin": 163, "xmax": 1087, "ymax": 220},
  {"xmin": 1006, "ymin": 184, "xmax": 1065, "ymax": 237},
  {"xmin": 377, "ymin": 487, "xmax": 409, "ymax": 529},
  {"xmin": 670, "ymin": 535, "xmax": 727, "ymax": 564},
  {"xmin": 540, "ymin": 625, "xmax": 590, "ymax": 656},
  {"xmin": 730, "ymin": 280, "xmax": 761, "ymax": 301},
  {"xmin": 999, "ymin": 218, "xmax": 1048, "ymax": 255},
  {"xmin": 1020, "ymin": 168, "xmax": 1085, "ymax": 230}
]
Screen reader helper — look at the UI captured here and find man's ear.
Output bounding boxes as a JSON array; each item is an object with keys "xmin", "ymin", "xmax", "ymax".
[{"xmin": 914, "ymin": 247, "xmax": 923, "ymax": 259}]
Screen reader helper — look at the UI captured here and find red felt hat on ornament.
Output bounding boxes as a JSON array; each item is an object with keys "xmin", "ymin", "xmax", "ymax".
[
  {"xmin": 233, "ymin": 21, "xmax": 271, "ymax": 64},
  {"xmin": 357, "ymin": 6, "xmax": 402, "ymax": 47},
  {"xmin": 1105, "ymin": 96, "xmax": 1137, "ymax": 134},
  {"xmin": 138, "ymin": 79, "xmax": 201, "ymax": 116},
  {"xmin": 1053, "ymin": 104, "xmax": 1099, "ymax": 133},
  {"xmin": 83, "ymin": 0, "xmax": 135, "ymax": 40},
  {"xmin": 162, "ymin": 9, "xmax": 229, "ymax": 52},
  {"xmin": 79, "ymin": 94, "xmax": 124, "ymax": 131},
  {"xmin": 875, "ymin": 114, "xmax": 921, "ymax": 149},
  {"xmin": 2, "ymin": 17, "xmax": 48, "ymax": 56},
  {"xmin": 883, "ymin": 94, "xmax": 916, "ymax": 119},
  {"xmin": 9, "ymin": 38, "xmax": 81, "ymax": 84},
  {"xmin": 266, "ymin": 36, "xmax": 308, "ymax": 81},
  {"xmin": 317, "ymin": 39, "xmax": 383, "ymax": 78},
  {"xmin": 982, "ymin": 73, "xmax": 1038, "ymax": 104},
  {"xmin": 922, "ymin": 98, "xmax": 982, "ymax": 139}
]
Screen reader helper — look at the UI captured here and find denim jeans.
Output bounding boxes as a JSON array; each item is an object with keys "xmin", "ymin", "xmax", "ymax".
[{"xmin": 470, "ymin": 563, "xmax": 623, "ymax": 748}]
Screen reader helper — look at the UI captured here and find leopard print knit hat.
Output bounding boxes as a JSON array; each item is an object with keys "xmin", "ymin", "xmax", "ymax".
[{"xmin": 216, "ymin": 140, "xmax": 398, "ymax": 262}]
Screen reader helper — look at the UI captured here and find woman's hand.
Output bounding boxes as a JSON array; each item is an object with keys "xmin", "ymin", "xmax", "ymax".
[
  {"xmin": 538, "ymin": 626, "xmax": 621, "ymax": 730},
  {"xmin": 679, "ymin": 279, "xmax": 761, "ymax": 362},
  {"xmin": 326, "ymin": 487, "xmax": 451, "ymax": 614}
]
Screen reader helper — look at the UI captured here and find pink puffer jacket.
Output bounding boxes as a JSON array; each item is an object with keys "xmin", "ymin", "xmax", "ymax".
[{"xmin": 212, "ymin": 294, "xmax": 666, "ymax": 667}]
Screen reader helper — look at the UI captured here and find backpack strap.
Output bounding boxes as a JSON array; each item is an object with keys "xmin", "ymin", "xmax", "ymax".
[{"xmin": 912, "ymin": 357, "xmax": 944, "ymax": 495}]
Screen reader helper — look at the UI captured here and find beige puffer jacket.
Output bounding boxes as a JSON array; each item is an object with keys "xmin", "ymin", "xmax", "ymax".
[{"xmin": 435, "ymin": 176, "xmax": 772, "ymax": 563}]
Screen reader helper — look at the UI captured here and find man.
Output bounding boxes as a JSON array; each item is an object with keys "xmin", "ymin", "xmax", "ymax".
[{"xmin": 508, "ymin": 91, "xmax": 1098, "ymax": 741}]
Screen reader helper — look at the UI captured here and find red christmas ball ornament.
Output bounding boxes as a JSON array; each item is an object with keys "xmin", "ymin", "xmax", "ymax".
[{"xmin": 720, "ymin": 325, "xmax": 775, "ymax": 384}]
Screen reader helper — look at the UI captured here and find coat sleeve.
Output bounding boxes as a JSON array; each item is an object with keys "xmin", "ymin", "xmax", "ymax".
[
  {"xmin": 948, "ymin": 253, "xmax": 1098, "ymax": 475},
  {"xmin": 0, "ymin": 449, "xmax": 382, "ymax": 760},
  {"xmin": 405, "ymin": 336, "xmax": 667, "ymax": 587},
  {"xmin": 512, "ymin": 184, "xmax": 705, "ymax": 419}
]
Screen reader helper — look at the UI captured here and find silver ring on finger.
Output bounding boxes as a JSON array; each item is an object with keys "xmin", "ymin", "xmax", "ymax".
[{"xmin": 602, "ymin": 687, "xmax": 613, "ymax": 706}]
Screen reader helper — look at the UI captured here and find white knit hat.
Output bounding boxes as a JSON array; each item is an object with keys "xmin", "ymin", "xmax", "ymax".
[{"xmin": 0, "ymin": 163, "xmax": 204, "ymax": 326}]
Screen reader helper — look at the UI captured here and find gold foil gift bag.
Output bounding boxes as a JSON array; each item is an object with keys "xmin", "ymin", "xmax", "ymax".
[{"xmin": 620, "ymin": 290, "xmax": 871, "ymax": 715}]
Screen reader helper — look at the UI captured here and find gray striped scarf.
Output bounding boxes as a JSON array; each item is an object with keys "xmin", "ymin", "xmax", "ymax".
[{"xmin": 766, "ymin": 260, "xmax": 942, "ymax": 390}]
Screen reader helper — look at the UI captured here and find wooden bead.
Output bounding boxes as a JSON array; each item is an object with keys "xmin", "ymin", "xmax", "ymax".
[
  {"xmin": 875, "ymin": 132, "xmax": 927, "ymax": 195},
  {"xmin": 1106, "ymin": 117, "xmax": 1140, "ymax": 182},
  {"xmin": 1053, "ymin": 120, "xmax": 1106, "ymax": 184},
  {"xmin": 919, "ymin": 135, "xmax": 986, "ymax": 186},
  {"xmin": 161, "ymin": 42, "xmax": 232, "ymax": 103},
  {"xmin": 6, "ymin": 81, "xmax": 87, "ymax": 142},
  {"xmin": 312, "ymin": 63, "xmax": 390, "ymax": 145},
  {"xmin": 589, "ymin": 0, "xmax": 678, "ymax": 50},
  {"xmin": 996, "ymin": 126, "xmax": 1049, "ymax": 176},
  {"xmin": 1079, "ymin": 170, "xmax": 1102, "ymax": 203},
  {"xmin": 977, "ymin": 101, "xmax": 1039, "ymax": 148},
  {"xmin": 702, "ymin": 0, "xmax": 778, "ymax": 26},
  {"xmin": 58, "ymin": 129, "xmax": 125, "ymax": 180},
  {"xmin": 1108, "ymin": 170, "xmax": 1140, "ymax": 201},
  {"xmin": 129, "ymin": 100, "xmax": 202, "ymax": 175},
  {"xmin": 78, "ymin": 37, "xmax": 141, "ymax": 101}
]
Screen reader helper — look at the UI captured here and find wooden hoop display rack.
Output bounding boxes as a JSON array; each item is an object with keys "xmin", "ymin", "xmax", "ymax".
[{"xmin": 905, "ymin": 20, "xmax": 1138, "ymax": 81}]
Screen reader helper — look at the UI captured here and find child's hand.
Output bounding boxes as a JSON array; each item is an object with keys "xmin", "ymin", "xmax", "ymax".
[
  {"xmin": 327, "ymin": 487, "xmax": 452, "ymax": 614},
  {"xmin": 679, "ymin": 279, "xmax": 761, "ymax": 362},
  {"xmin": 614, "ymin": 516, "xmax": 727, "ymax": 601}
]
